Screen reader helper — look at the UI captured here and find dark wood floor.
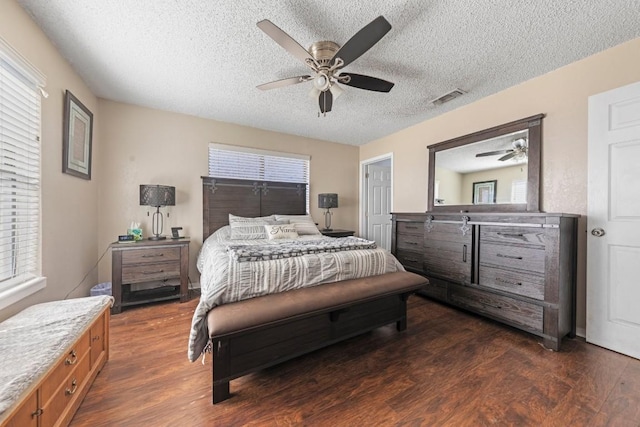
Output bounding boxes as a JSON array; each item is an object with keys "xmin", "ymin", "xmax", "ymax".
[{"xmin": 70, "ymin": 295, "xmax": 640, "ymax": 426}]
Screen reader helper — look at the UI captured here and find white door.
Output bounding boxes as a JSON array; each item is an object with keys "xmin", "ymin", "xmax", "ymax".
[
  {"xmin": 366, "ymin": 163, "xmax": 392, "ymax": 250},
  {"xmin": 587, "ymin": 80, "xmax": 640, "ymax": 359}
]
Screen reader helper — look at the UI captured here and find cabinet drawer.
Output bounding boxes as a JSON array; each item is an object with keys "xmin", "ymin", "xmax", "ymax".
[
  {"xmin": 122, "ymin": 247, "xmax": 180, "ymax": 265},
  {"xmin": 2, "ymin": 391, "xmax": 38, "ymax": 427},
  {"xmin": 41, "ymin": 330, "xmax": 90, "ymax": 404},
  {"xmin": 479, "ymin": 265, "xmax": 545, "ymax": 300},
  {"xmin": 122, "ymin": 261, "xmax": 180, "ymax": 283},
  {"xmin": 396, "ymin": 234, "xmax": 423, "ymax": 251},
  {"xmin": 480, "ymin": 242, "xmax": 545, "ymax": 274},
  {"xmin": 395, "ymin": 249, "xmax": 423, "ymax": 271},
  {"xmin": 41, "ymin": 351, "xmax": 91, "ymax": 427},
  {"xmin": 480, "ymin": 226, "xmax": 546, "ymax": 247},
  {"xmin": 448, "ymin": 285, "xmax": 543, "ymax": 332},
  {"xmin": 397, "ymin": 221, "xmax": 424, "ymax": 236}
]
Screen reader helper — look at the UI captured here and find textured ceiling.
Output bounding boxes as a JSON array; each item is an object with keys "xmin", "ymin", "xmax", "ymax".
[{"xmin": 16, "ymin": 0, "xmax": 640, "ymax": 146}]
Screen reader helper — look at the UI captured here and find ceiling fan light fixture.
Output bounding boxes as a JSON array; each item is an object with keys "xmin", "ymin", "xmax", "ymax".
[
  {"xmin": 313, "ymin": 73, "xmax": 330, "ymax": 91},
  {"xmin": 329, "ymin": 83, "xmax": 344, "ymax": 99}
]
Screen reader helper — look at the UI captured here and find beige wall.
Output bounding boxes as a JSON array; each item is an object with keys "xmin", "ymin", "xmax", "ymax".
[
  {"xmin": 97, "ymin": 101, "xmax": 359, "ymax": 283},
  {"xmin": 360, "ymin": 37, "xmax": 640, "ymax": 333},
  {"xmin": 460, "ymin": 164, "xmax": 527, "ymax": 204},
  {"xmin": 434, "ymin": 167, "xmax": 462, "ymax": 205},
  {"xmin": 0, "ymin": 0, "xmax": 100, "ymax": 320}
]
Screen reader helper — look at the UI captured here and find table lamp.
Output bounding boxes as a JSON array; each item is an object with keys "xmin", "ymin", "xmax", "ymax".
[
  {"xmin": 140, "ymin": 184, "xmax": 175, "ymax": 240},
  {"xmin": 318, "ymin": 193, "xmax": 338, "ymax": 231}
]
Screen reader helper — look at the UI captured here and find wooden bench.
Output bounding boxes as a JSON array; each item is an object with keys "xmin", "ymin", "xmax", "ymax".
[
  {"xmin": 207, "ymin": 271, "xmax": 428, "ymax": 403},
  {"xmin": 0, "ymin": 296, "xmax": 111, "ymax": 427}
]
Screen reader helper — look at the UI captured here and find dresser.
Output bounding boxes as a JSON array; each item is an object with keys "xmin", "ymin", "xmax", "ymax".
[
  {"xmin": 111, "ymin": 239, "xmax": 189, "ymax": 314},
  {"xmin": 392, "ymin": 212, "xmax": 578, "ymax": 350}
]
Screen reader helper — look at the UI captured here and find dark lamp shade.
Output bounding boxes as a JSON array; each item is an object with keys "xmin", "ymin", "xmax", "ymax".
[
  {"xmin": 318, "ymin": 193, "xmax": 338, "ymax": 209},
  {"xmin": 140, "ymin": 185, "xmax": 176, "ymax": 207}
]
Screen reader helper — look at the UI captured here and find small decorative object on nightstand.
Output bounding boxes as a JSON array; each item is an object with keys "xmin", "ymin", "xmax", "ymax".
[
  {"xmin": 318, "ymin": 193, "xmax": 338, "ymax": 231},
  {"xmin": 320, "ymin": 229, "xmax": 355, "ymax": 238},
  {"xmin": 110, "ymin": 238, "xmax": 189, "ymax": 314}
]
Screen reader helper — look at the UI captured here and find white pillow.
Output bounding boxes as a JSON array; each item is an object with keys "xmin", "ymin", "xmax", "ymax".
[
  {"xmin": 264, "ymin": 224, "xmax": 299, "ymax": 240},
  {"xmin": 228, "ymin": 214, "xmax": 276, "ymax": 240},
  {"xmin": 274, "ymin": 214, "xmax": 321, "ymax": 235}
]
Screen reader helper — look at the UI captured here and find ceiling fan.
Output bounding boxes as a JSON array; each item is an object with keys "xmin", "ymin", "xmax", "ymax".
[
  {"xmin": 256, "ymin": 16, "xmax": 395, "ymax": 115},
  {"xmin": 475, "ymin": 138, "xmax": 528, "ymax": 161}
]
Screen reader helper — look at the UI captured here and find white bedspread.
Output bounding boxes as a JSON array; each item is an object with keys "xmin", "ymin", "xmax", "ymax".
[
  {"xmin": 188, "ymin": 227, "xmax": 404, "ymax": 362},
  {"xmin": 0, "ymin": 295, "xmax": 113, "ymax": 417}
]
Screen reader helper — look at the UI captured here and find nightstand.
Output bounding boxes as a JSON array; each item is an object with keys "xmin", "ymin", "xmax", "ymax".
[
  {"xmin": 320, "ymin": 229, "xmax": 355, "ymax": 237},
  {"xmin": 110, "ymin": 239, "xmax": 189, "ymax": 314}
]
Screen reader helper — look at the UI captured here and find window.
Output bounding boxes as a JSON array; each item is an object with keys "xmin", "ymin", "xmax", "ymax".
[
  {"xmin": 0, "ymin": 37, "xmax": 46, "ymax": 309},
  {"xmin": 208, "ymin": 143, "xmax": 310, "ymax": 210}
]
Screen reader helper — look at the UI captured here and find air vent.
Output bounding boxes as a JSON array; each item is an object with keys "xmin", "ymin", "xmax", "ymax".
[{"xmin": 430, "ymin": 88, "xmax": 466, "ymax": 105}]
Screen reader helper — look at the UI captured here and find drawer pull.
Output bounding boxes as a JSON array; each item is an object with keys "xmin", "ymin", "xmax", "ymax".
[
  {"xmin": 65, "ymin": 349, "xmax": 77, "ymax": 365},
  {"xmin": 92, "ymin": 335, "xmax": 101, "ymax": 342},
  {"xmin": 405, "ymin": 225, "xmax": 419, "ymax": 229},
  {"xmin": 405, "ymin": 241, "xmax": 419, "ymax": 246},
  {"xmin": 482, "ymin": 302, "xmax": 503, "ymax": 310},
  {"xmin": 496, "ymin": 254, "xmax": 523, "ymax": 260},
  {"xmin": 498, "ymin": 233, "xmax": 524, "ymax": 238},
  {"xmin": 142, "ymin": 253, "xmax": 164, "ymax": 258},
  {"xmin": 142, "ymin": 270, "xmax": 164, "ymax": 274},
  {"xmin": 65, "ymin": 378, "xmax": 78, "ymax": 396},
  {"xmin": 495, "ymin": 277, "xmax": 522, "ymax": 286},
  {"xmin": 31, "ymin": 408, "xmax": 43, "ymax": 418},
  {"xmin": 403, "ymin": 257, "xmax": 418, "ymax": 263},
  {"xmin": 463, "ymin": 244, "xmax": 467, "ymax": 263}
]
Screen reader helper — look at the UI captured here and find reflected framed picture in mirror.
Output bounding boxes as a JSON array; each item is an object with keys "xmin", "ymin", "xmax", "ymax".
[{"xmin": 472, "ymin": 180, "xmax": 497, "ymax": 204}]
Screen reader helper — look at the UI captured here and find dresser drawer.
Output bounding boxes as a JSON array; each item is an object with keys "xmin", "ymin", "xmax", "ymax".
[
  {"xmin": 479, "ymin": 242, "xmax": 545, "ymax": 274},
  {"xmin": 396, "ymin": 233, "xmax": 423, "ymax": 251},
  {"xmin": 41, "ymin": 350, "xmax": 91, "ymax": 427},
  {"xmin": 397, "ymin": 221, "xmax": 424, "ymax": 236},
  {"xmin": 448, "ymin": 284, "xmax": 543, "ymax": 332},
  {"xmin": 480, "ymin": 226, "xmax": 546, "ymax": 247},
  {"xmin": 395, "ymin": 249, "xmax": 423, "ymax": 271},
  {"xmin": 122, "ymin": 261, "xmax": 180, "ymax": 283},
  {"xmin": 40, "ymin": 330, "xmax": 91, "ymax": 404},
  {"xmin": 478, "ymin": 265, "xmax": 545, "ymax": 300},
  {"xmin": 122, "ymin": 247, "xmax": 181, "ymax": 265}
]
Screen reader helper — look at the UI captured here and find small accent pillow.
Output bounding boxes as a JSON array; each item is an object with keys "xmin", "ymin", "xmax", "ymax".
[
  {"xmin": 228, "ymin": 214, "xmax": 276, "ymax": 240},
  {"xmin": 264, "ymin": 224, "xmax": 299, "ymax": 240},
  {"xmin": 274, "ymin": 214, "xmax": 321, "ymax": 235}
]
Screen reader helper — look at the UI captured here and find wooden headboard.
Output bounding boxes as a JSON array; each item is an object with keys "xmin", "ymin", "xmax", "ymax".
[{"xmin": 202, "ymin": 177, "xmax": 307, "ymax": 241}]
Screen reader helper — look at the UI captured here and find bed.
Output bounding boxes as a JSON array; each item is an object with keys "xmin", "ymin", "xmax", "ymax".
[{"xmin": 189, "ymin": 177, "xmax": 427, "ymax": 403}]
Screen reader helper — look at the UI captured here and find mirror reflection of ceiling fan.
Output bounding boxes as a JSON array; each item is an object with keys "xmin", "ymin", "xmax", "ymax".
[
  {"xmin": 475, "ymin": 138, "xmax": 528, "ymax": 161},
  {"xmin": 256, "ymin": 16, "xmax": 395, "ymax": 115}
]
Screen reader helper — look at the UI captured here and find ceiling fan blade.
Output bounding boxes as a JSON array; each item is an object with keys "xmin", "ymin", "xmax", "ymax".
[
  {"xmin": 498, "ymin": 152, "xmax": 517, "ymax": 161},
  {"xmin": 257, "ymin": 20, "xmax": 314, "ymax": 65},
  {"xmin": 341, "ymin": 73, "xmax": 394, "ymax": 92},
  {"xmin": 475, "ymin": 150, "xmax": 511, "ymax": 157},
  {"xmin": 257, "ymin": 75, "xmax": 311, "ymax": 91},
  {"xmin": 319, "ymin": 90, "xmax": 333, "ymax": 113},
  {"xmin": 331, "ymin": 16, "xmax": 391, "ymax": 68}
]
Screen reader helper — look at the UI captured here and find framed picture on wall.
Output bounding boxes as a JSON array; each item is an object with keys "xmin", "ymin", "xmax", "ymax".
[
  {"xmin": 62, "ymin": 90, "xmax": 93, "ymax": 180},
  {"xmin": 472, "ymin": 180, "xmax": 497, "ymax": 204}
]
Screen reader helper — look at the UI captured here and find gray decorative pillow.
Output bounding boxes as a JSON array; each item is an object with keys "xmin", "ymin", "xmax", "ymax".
[
  {"xmin": 274, "ymin": 214, "xmax": 321, "ymax": 235},
  {"xmin": 228, "ymin": 214, "xmax": 276, "ymax": 240}
]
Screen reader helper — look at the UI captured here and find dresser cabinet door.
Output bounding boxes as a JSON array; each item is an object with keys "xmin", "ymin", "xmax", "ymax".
[{"xmin": 424, "ymin": 223, "xmax": 472, "ymax": 284}]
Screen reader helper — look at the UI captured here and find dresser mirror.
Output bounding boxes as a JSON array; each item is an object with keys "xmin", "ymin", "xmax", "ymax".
[{"xmin": 427, "ymin": 114, "xmax": 544, "ymax": 212}]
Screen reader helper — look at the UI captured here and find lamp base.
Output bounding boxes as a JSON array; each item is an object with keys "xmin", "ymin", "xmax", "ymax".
[{"xmin": 148, "ymin": 235, "xmax": 166, "ymax": 241}]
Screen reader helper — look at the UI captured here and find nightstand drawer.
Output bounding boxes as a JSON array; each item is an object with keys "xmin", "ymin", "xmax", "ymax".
[
  {"xmin": 122, "ymin": 261, "xmax": 180, "ymax": 283},
  {"xmin": 122, "ymin": 247, "xmax": 180, "ymax": 265}
]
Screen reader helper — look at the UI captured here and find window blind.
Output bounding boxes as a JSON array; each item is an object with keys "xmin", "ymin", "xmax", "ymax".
[
  {"xmin": 511, "ymin": 179, "xmax": 527, "ymax": 203},
  {"xmin": 0, "ymin": 40, "xmax": 42, "ymax": 293},
  {"xmin": 208, "ymin": 143, "xmax": 310, "ymax": 210}
]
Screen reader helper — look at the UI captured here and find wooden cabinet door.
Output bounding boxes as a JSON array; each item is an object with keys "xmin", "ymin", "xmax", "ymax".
[
  {"xmin": 3, "ymin": 391, "xmax": 39, "ymax": 427},
  {"xmin": 423, "ymin": 222, "xmax": 472, "ymax": 284}
]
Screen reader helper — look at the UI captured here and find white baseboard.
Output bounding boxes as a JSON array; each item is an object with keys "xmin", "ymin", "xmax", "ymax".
[{"xmin": 576, "ymin": 327, "xmax": 586, "ymax": 338}]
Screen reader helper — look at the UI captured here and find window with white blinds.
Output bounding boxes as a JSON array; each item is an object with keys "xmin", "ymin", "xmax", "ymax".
[
  {"xmin": 511, "ymin": 179, "xmax": 527, "ymax": 203},
  {"xmin": 208, "ymin": 143, "xmax": 310, "ymax": 209},
  {"xmin": 0, "ymin": 38, "xmax": 44, "ymax": 298}
]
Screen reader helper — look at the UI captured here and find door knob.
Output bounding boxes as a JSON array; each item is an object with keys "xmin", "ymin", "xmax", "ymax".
[{"xmin": 591, "ymin": 228, "xmax": 605, "ymax": 237}]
